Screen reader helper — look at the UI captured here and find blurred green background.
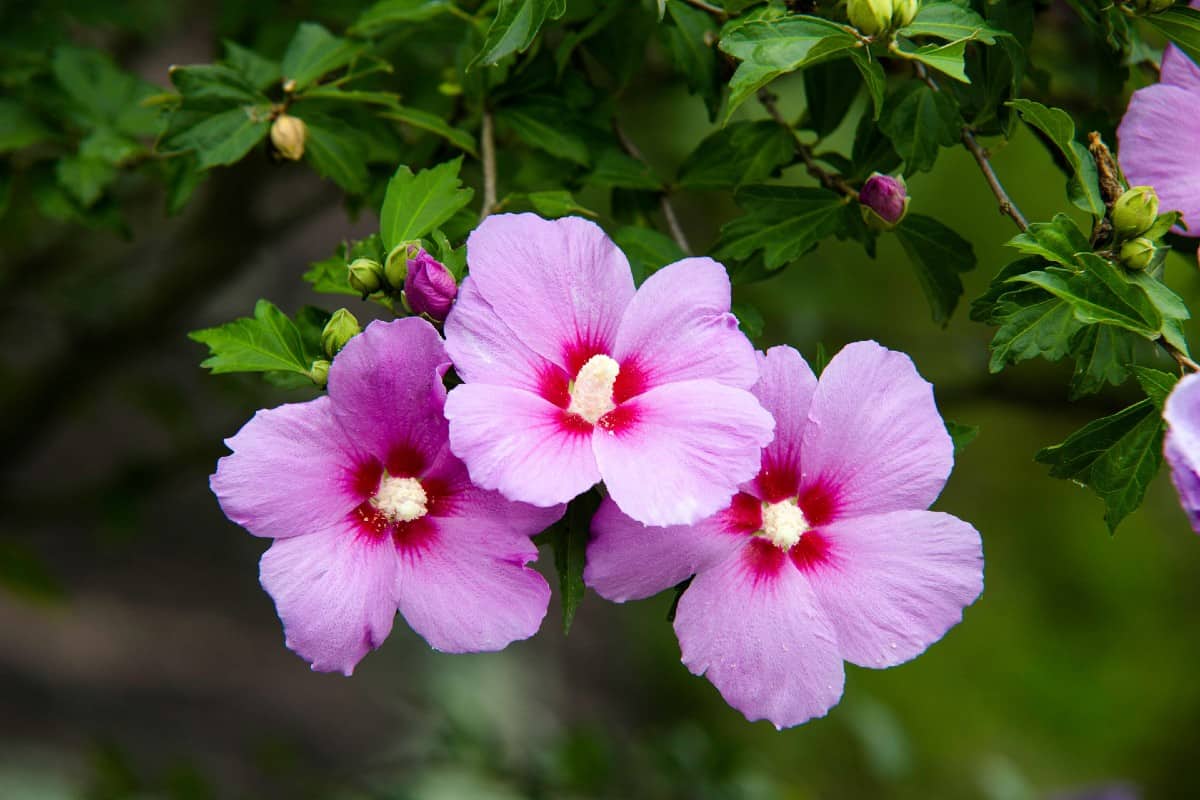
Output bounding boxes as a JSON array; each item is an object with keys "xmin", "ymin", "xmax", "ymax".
[{"xmin": 2, "ymin": 1, "xmax": 1199, "ymax": 798}]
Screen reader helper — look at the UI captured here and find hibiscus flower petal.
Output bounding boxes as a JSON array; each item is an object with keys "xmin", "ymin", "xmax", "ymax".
[
  {"xmin": 674, "ymin": 544, "xmax": 845, "ymax": 729},
  {"xmin": 594, "ymin": 380, "xmax": 774, "ymax": 527},
  {"xmin": 328, "ymin": 318, "xmax": 452, "ymax": 467},
  {"xmin": 211, "ymin": 397, "xmax": 356, "ymax": 538},
  {"xmin": 259, "ymin": 520, "xmax": 399, "ymax": 675},
  {"xmin": 1164, "ymin": 373, "xmax": 1200, "ymax": 531},
  {"xmin": 800, "ymin": 341, "xmax": 952, "ymax": 518},
  {"xmin": 584, "ymin": 497, "xmax": 745, "ymax": 602},
  {"xmin": 750, "ymin": 346, "xmax": 818, "ymax": 502},
  {"xmin": 613, "ymin": 257, "xmax": 758, "ymax": 393},
  {"xmin": 802, "ymin": 510, "xmax": 982, "ymax": 669},
  {"xmin": 444, "ymin": 383, "xmax": 601, "ymax": 507},
  {"xmin": 395, "ymin": 516, "xmax": 550, "ymax": 653},
  {"xmin": 1118, "ymin": 83, "xmax": 1200, "ymax": 237},
  {"xmin": 464, "ymin": 213, "xmax": 635, "ymax": 369}
]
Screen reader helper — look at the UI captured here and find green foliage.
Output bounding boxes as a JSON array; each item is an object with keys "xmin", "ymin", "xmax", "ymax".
[
  {"xmin": 894, "ymin": 213, "xmax": 977, "ymax": 323},
  {"xmin": 189, "ymin": 300, "xmax": 329, "ymax": 383},
  {"xmin": 536, "ymin": 491, "xmax": 599, "ymax": 634},
  {"xmin": 715, "ymin": 185, "xmax": 853, "ymax": 270},
  {"xmin": 675, "ymin": 121, "xmax": 794, "ymax": 190},
  {"xmin": 474, "ymin": 0, "xmax": 568, "ymax": 67},
  {"xmin": 1007, "ymin": 99, "xmax": 1104, "ymax": 217},
  {"xmin": 879, "ymin": 83, "xmax": 963, "ymax": 175},
  {"xmin": 1142, "ymin": 6, "xmax": 1200, "ymax": 68},
  {"xmin": 379, "ymin": 159, "xmax": 475, "ymax": 250}
]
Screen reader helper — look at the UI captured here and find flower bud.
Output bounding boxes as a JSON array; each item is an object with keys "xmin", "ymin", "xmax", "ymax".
[
  {"xmin": 309, "ymin": 359, "xmax": 331, "ymax": 387},
  {"xmin": 270, "ymin": 114, "xmax": 307, "ymax": 161},
  {"xmin": 894, "ymin": 0, "xmax": 920, "ymax": 27},
  {"xmin": 385, "ymin": 241, "xmax": 422, "ymax": 289},
  {"xmin": 347, "ymin": 257, "xmax": 385, "ymax": 296},
  {"xmin": 847, "ymin": 0, "xmax": 895, "ymax": 34},
  {"xmin": 1111, "ymin": 185, "xmax": 1159, "ymax": 239},
  {"xmin": 1119, "ymin": 237, "xmax": 1156, "ymax": 271},
  {"xmin": 858, "ymin": 173, "xmax": 909, "ymax": 229},
  {"xmin": 404, "ymin": 249, "xmax": 458, "ymax": 322},
  {"xmin": 321, "ymin": 308, "xmax": 361, "ymax": 358}
]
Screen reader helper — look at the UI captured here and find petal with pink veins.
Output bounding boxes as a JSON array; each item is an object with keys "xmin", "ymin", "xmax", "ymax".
[
  {"xmin": 750, "ymin": 346, "xmax": 818, "ymax": 502},
  {"xmin": 1118, "ymin": 82, "xmax": 1200, "ymax": 237}
]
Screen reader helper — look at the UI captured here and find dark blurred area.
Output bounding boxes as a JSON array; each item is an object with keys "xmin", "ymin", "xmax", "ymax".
[{"xmin": 3, "ymin": 1, "xmax": 1200, "ymax": 798}]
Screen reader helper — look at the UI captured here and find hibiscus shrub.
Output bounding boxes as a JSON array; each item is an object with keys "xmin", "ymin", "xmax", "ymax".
[{"xmin": 10, "ymin": 0, "xmax": 1200, "ymax": 728}]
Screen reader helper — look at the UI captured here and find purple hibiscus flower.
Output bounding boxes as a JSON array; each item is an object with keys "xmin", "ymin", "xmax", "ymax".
[
  {"xmin": 584, "ymin": 342, "xmax": 984, "ymax": 728},
  {"xmin": 211, "ymin": 318, "xmax": 563, "ymax": 674},
  {"xmin": 1164, "ymin": 372, "xmax": 1200, "ymax": 531},
  {"xmin": 442, "ymin": 213, "xmax": 774, "ymax": 527},
  {"xmin": 1117, "ymin": 6, "xmax": 1200, "ymax": 237}
]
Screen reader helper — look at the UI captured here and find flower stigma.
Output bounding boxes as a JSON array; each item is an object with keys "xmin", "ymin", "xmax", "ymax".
[
  {"xmin": 371, "ymin": 474, "xmax": 428, "ymax": 522},
  {"xmin": 568, "ymin": 354, "xmax": 620, "ymax": 424},
  {"xmin": 758, "ymin": 498, "xmax": 810, "ymax": 550}
]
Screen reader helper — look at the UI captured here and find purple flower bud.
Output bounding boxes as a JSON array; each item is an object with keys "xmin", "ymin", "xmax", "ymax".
[
  {"xmin": 404, "ymin": 249, "xmax": 457, "ymax": 322},
  {"xmin": 859, "ymin": 173, "xmax": 909, "ymax": 227}
]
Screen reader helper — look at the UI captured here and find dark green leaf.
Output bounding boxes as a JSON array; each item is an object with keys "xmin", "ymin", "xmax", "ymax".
[
  {"xmin": 496, "ymin": 101, "xmax": 590, "ymax": 166},
  {"xmin": 169, "ymin": 64, "xmax": 267, "ymax": 107},
  {"xmin": 848, "ymin": 112, "xmax": 902, "ymax": 180},
  {"xmin": 379, "ymin": 158, "xmax": 475, "ymax": 250},
  {"xmin": 379, "ymin": 106, "xmax": 478, "ymax": 154},
  {"xmin": 1133, "ymin": 366, "xmax": 1179, "ymax": 410},
  {"xmin": 1143, "ymin": 7, "xmax": 1200, "ymax": 70},
  {"xmin": 676, "ymin": 121, "xmax": 793, "ymax": 190},
  {"xmin": 1007, "ymin": 98, "xmax": 1104, "ymax": 217},
  {"xmin": 303, "ymin": 253, "xmax": 359, "ymax": 296},
  {"xmin": 891, "ymin": 38, "xmax": 971, "ymax": 83},
  {"xmin": 898, "ymin": 1, "xmax": 1008, "ymax": 44},
  {"xmin": 987, "ymin": 288, "xmax": 1081, "ymax": 372},
  {"xmin": 894, "ymin": 213, "xmax": 977, "ymax": 323},
  {"xmin": 474, "ymin": 0, "xmax": 568, "ymax": 67},
  {"xmin": 715, "ymin": 185, "xmax": 852, "ymax": 269},
  {"xmin": 971, "ymin": 256, "xmax": 1046, "ymax": 322},
  {"xmin": 0, "ymin": 98, "xmax": 50, "ymax": 153},
  {"xmin": 663, "ymin": 2, "xmax": 722, "ymax": 119},
  {"xmin": 732, "ymin": 301, "xmax": 765, "ymax": 339},
  {"xmin": 281, "ymin": 23, "xmax": 365, "ymax": 90},
  {"xmin": 878, "ymin": 83, "xmax": 962, "ymax": 175},
  {"xmin": 189, "ymin": 299, "xmax": 324, "ymax": 378},
  {"xmin": 503, "ymin": 190, "xmax": 598, "ymax": 218},
  {"xmin": 1009, "ymin": 253, "xmax": 1161, "ymax": 337},
  {"xmin": 615, "ymin": 225, "xmax": 687, "ymax": 284},
  {"xmin": 1006, "ymin": 213, "xmax": 1090, "ymax": 267},
  {"xmin": 222, "ymin": 40, "xmax": 281, "ymax": 90},
  {"xmin": 56, "ymin": 155, "xmax": 117, "ymax": 207},
  {"xmin": 804, "ymin": 57, "xmax": 862, "ymax": 136},
  {"xmin": 298, "ymin": 113, "xmax": 370, "ymax": 193},
  {"xmin": 351, "ymin": 0, "xmax": 454, "ymax": 34},
  {"xmin": 541, "ymin": 491, "xmax": 598, "ymax": 634},
  {"xmin": 945, "ymin": 420, "xmax": 980, "ymax": 455},
  {"xmin": 53, "ymin": 47, "xmax": 161, "ymax": 134},
  {"xmin": 1128, "ymin": 271, "xmax": 1192, "ymax": 354},
  {"xmin": 1068, "ymin": 324, "xmax": 1134, "ymax": 399},
  {"xmin": 588, "ymin": 149, "xmax": 663, "ymax": 190},
  {"xmin": 848, "ymin": 49, "xmax": 887, "ymax": 119},
  {"xmin": 165, "ymin": 105, "xmax": 272, "ymax": 168}
]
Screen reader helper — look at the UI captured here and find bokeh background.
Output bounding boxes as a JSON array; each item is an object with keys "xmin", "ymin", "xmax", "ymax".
[{"xmin": 3, "ymin": 2, "xmax": 1199, "ymax": 798}]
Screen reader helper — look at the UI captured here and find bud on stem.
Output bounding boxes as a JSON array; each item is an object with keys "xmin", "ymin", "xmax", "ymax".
[
  {"xmin": 321, "ymin": 308, "xmax": 361, "ymax": 358},
  {"xmin": 859, "ymin": 173, "xmax": 909, "ymax": 229},
  {"xmin": 404, "ymin": 248, "xmax": 458, "ymax": 323},
  {"xmin": 1111, "ymin": 186, "xmax": 1159, "ymax": 240},
  {"xmin": 348, "ymin": 257, "xmax": 386, "ymax": 296},
  {"xmin": 1119, "ymin": 237, "xmax": 1156, "ymax": 271},
  {"xmin": 270, "ymin": 114, "xmax": 308, "ymax": 161}
]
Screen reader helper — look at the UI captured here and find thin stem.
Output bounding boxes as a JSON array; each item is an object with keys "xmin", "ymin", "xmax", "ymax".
[
  {"xmin": 1162, "ymin": 339, "xmax": 1200, "ymax": 373},
  {"xmin": 913, "ymin": 63, "xmax": 1028, "ymax": 231},
  {"xmin": 480, "ymin": 110, "xmax": 497, "ymax": 218},
  {"xmin": 613, "ymin": 119, "xmax": 692, "ymax": 254},
  {"xmin": 757, "ymin": 90, "xmax": 858, "ymax": 200},
  {"xmin": 680, "ymin": 0, "xmax": 728, "ymax": 18}
]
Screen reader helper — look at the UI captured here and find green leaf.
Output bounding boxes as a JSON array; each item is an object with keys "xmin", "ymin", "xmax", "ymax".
[
  {"xmin": 53, "ymin": 47, "xmax": 160, "ymax": 134},
  {"xmin": 165, "ymin": 105, "xmax": 272, "ymax": 168},
  {"xmin": 715, "ymin": 185, "xmax": 852, "ymax": 269},
  {"xmin": 898, "ymin": 1, "xmax": 1008, "ymax": 44},
  {"xmin": 351, "ymin": 0, "xmax": 454, "ymax": 34},
  {"xmin": 222, "ymin": 40, "xmax": 281, "ymax": 90},
  {"xmin": 587, "ymin": 149, "xmax": 663, "ymax": 190},
  {"xmin": 663, "ymin": 2, "xmax": 722, "ymax": 119},
  {"xmin": 379, "ymin": 158, "xmax": 475, "ymax": 250},
  {"xmin": 718, "ymin": 16, "xmax": 860, "ymax": 121},
  {"xmin": 524, "ymin": 190, "xmax": 597, "ymax": 218},
  {"xmin": 0, "ymin": 98, "xmax": 50, "ymax": 153},
  {"xmin": 987, "ymin": 288, "xmax": 1081, "ymax": 372},
  {"xmin": 614, "ymin": 225, "xmax": 687, "ymax": 283},
  {"xmin": 1009, "ymin": 253, "xmax": 1162, "ymax": 338},
  {"xmin": 1133, "ymin": 366, "xmax": 1179, "ymax": 410},
  {"xmin": 303, "ymin": 253, "xmax": 359, "ymax": 296},
  {"xmin": 189, "ymin": 299, "xmax": 324, "ymax": 378},
  {"xmin": 56, "ymin": 155, "xmax": 117, "ymax": 207},
  {"xmin": 676, "ymin": 120, "xmax": 794, "ymax": 190},
  {"xmin": 496, "ymin": 101, "xmax": 590, "ymax": 166},
  {"xmin": 1143, "ymin": 7, "xmax": 1200, "ymax": 70},
  {"xmin": 1035, "ymin": 400, "xmax": 1164, "ymax": 533},
  {"xmin": 281, "ymin": 23, "xmax": 365, "ymax": 90},
  {"xmin": 1068, "ymin": 324, "xmax": 1134, "ymax": 399},
  {"xmin": 538, "ymin": 491, "xmax": 598, "ymax": 634},
  {"xmin": 169, "ymin": 64, "xmax": 268, "ymax": 107},
  {"xmin": 298, "ymin": 112, "xmax": 370, "ymax": 193},
  {"xmin": 945, "ymin": 420, "xmax": 980, "ymax": 456},
  {"xmin": 474, "ymin": 0, "xmax": 568, "ymax": 67},
  {"xmin": 1007, "ymin": 98, "xmax": 1105, "ymax": 217},
  {"xmin": 1006, "ymin": 213, "xmax": 1091, "ymax": 267},
  {"xmin": 878, "ymin": 83, "xmax": 962, "ymax": 175},
  {"xmin": 1128, "ymin": 271, "xmax": 1192, "ymax": 353},
  {"xmin": 298, "ymin": 87, "xmax": 403, "ymax": 109},
  {"xmin": 379, "ymin": 107, "xmax": 478, "ymax": 155},
  {"xmin": 804, "ymin": 57, "xmax": 863, "ymax": 137},
  {"xmin": 848, "ymin": 49, "xmax": 887, "ymax": 119},
  {"xmin": 890, "ymin": 38, "xmax": 971, "ymax": 83},
  {"xmin": 732, "ymin": 301, "xmax": 765, "ymax": 339},
  {"xmin": 893, "ymin": 213, "xmax": 977, "ymax": 323}
]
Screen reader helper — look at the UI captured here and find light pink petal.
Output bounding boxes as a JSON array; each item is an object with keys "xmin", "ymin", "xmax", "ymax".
[
  {"xmin": 444, "ymin": 383, "xmax": 600, "ymax": 507},
  {"xmin": 750, "ymin": 346, "xmax": 818, "ymax": 502},
  {"xmin": 800, "ymin": 341, "xmax": 952, "ymax": 518},
  {"xmin": 594, "ymin": 380, "xmax": 774, "ymax": 527},
  {"xmin": 465, "ymin": 213, "xmax": 635, "ymax": 369},
  {"xmin": 328, "ymin": 317, "xmax": 452, "ymax": 465},
  {"xmin": 613, "ymin": 257, "xmax": 758, "ymax": 392},
  {"xmin": 1118, "ymin": 83, "xmax": 1200, "ymax": 237},
  {"xmin": 584, "ymin": 497, "xmax": 745, "ymax": 602},
  {"xmin": 436, "ymin": 474, "xmax": 566, "ymax": 538},
  {"xmin": 444, "ymin": 278, "xmax": 563, "ymax": 394},
  {"xmin": 395, "ymin": 516, "xmax": 550, "ymax": 653},
  {"xmin": 1162, "ymin": 3, "xmax": 1200, "ymax": 92},
  {"xmin": 259, "ymin": 521, "xmax": 399, "ymax": 675},
  {"xmin": 803, "ymin": 510, "xmax": 983, "ymax": 669},
  {"xmin": 1164, "ymin": 372, "xmax": 1200, "ymax": 532},
  {"xmin": 674, "ymin": 544, "xmax": 845, "ymax": 729},
  {"xmin": 211, "ymin": 397, "xmax": 355, "ymax": 539}
]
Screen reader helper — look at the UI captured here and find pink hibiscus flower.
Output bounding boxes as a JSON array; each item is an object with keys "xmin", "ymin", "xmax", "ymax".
[
  {"xmin": 442, "ymin": 214, "xmax": 775, "ymax": 527},
  {"xmin": 584, "ymin": 342, "xmax": 984, "ymax": 728},
  {"xmin": 1117, "ymin": 7, "xmax": 1200, "ymax": 237},
  {"xmin": 211, "ymin": 318, "xmax": 563, "ymax": 674}
]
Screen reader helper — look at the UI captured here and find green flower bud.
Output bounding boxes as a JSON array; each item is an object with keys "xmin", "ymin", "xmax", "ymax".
[
  {"xmin": 1111, "ymin": 185, "xmax": 1160, "ymax": 239},
  {"xmin": 385, "ymin": 241, "xmax": 422, "ymax": 289},
  {"xmin": 347, "ymin": 257, "xmax": 385, "ymax": 296},
  {"xmin": 847, "ymin": 0, "xmax": 894, "ymax": 34},
  {"xmin": 321, "ymin": 308, "xmax": 361, "ymax": 358},
  {"xmin": 1119, "ymin": 237, "xmax": 1156, "ymax": 271},
  {"xmin": 894, "ymin": 0, "xmax": 920, "ymax": 27},
  {"xmin": 270, "ymin": 114, "xmax": 307, "ymax": 161},
  {"xmin": 310, "ymin": 359, "xmax": 331, "ymax": 387}
]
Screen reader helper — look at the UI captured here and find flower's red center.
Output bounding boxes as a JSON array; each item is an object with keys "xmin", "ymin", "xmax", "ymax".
[
  {"xmin": 536, "ymin": 343, "xmax": 648, "ymax": 434},
  {"xmin": 349, "ymin": 445, "xmax": 449, "ymax": 551},
  {"xmin": 722, "ymin": 480, "xmax": 839, "ymax": 579}
]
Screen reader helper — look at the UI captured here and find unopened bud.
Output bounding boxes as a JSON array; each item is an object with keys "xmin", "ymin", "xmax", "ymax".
[
  {"xmin": 309, "ymin": 359, "xmax": 331, "ymax": 387},
  {"xmin": 1120, "ymin": 237, "xmax": 1156, "ymax": 271},
  {"xmin": 847, "ymin": 0, "xmax": 895, "ymax": 34},
  {"xmin": 270, "ymin": 114, "xmax": 307, "ymax": 161},
  {"xmin": 321, "ymin": 308, "xmax": 361, "ymax": 358},
  {"xmin": 894, "ymin": 0, "xmax": 920, "ymax": 27},
  {"xmin": 385, "ymin": 241, "xmax": 422, "ymax": 289},
  {"xmin": 859, "ymin": 173, "xmax": 909, "ymax": 229},
  {"xmin": 347, "ymin": 257, "xmax": 385, "ymax": 296},
  {"xmin": 1112, "ymin": 185, "xmax": 1159, "ymax": 239},
  {"xmin": 404, "ymin": 249, "xmax": 458, "ymax": 322}
]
